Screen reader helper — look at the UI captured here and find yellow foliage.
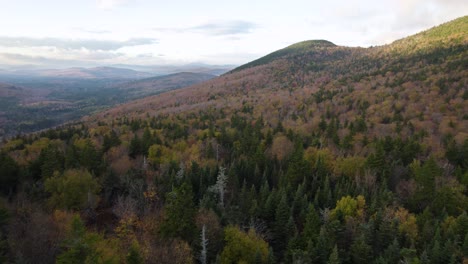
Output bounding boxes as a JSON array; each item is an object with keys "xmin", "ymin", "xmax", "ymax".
[
  {"xmin": 2, "ymin": 139, "xmax": 23, "ymax": 152},
  {"xmin": 221, "ymin": 226, "xmax": 269, "ymax": 264},
  {"xmin": 331, "ymin": 195, "xmax": 366, "ymax": 220},
  {"xmin": 148, "ymin": 144, "xmax": 176, "ymax": 165},
  {"xmin": 394, "ymin": 207, "xmax": 418, "ymax": 242},
  {"xmin": 304, "ymin": 147, "xmax": 335, "ymax": 172},
  {"xmin": 334, "ymin": 156, "xmax": 366, "ymax": 178}
]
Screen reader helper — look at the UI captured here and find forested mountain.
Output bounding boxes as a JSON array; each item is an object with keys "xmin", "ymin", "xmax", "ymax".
[{"xmin": 0, "ymin": 16, "xmax": 467, "ymax": 264}]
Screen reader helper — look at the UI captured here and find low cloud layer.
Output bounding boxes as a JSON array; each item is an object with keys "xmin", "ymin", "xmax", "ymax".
[
  {"xmin": 0, "ymin": 37, "xmax": 158, "ymax": 51},
  {"xmin": 96, "ymin": 0, "xmax": 133, "ymax": 9},
  {"xmin": 154, "ymin": 20, "xmax": 257, "ymax": 37},
  {"xmin": 191, "ymin": 21, "xmax": 257, "ymax": 36}
]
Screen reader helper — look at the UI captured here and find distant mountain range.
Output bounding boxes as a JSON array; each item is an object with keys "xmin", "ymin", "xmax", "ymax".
[
  {"xmin": 0, "ymin": 70, "xmax": 217, "ymax": 138},
  {"xmin": 0, "ymin": 64, "xmax": 234, "ymax": 80}
]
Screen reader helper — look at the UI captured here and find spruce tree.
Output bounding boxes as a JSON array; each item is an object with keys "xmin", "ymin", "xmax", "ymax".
[{"xmin": 328, "ymin": 244, "xmax": 341, "ymax": 264}]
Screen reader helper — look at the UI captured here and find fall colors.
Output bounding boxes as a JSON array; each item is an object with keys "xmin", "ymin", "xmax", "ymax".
[{"xmin": 0, "ymin": 16, "xmax": 467, "ymax": 264}]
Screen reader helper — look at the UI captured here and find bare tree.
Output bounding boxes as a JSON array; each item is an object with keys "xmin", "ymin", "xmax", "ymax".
[
  {"xmin": 209, "ymin": 166, "xmax": 227, "ymax": 207},
  {"xmin": 200, "ymin": 224, "xmax": 208, "ymax": 264}
]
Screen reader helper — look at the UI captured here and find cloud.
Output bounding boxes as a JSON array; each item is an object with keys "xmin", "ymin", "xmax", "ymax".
[
  {"xmin": 0, "ymin": 53, "xmax": 99, "ymax": 68},
  {"xmin": 0, "ymin": 37, "xmax": 158, "ymax": 51},
  {"xmin": 96, "ymin": 0, "xmax": 133, "ymax": 9},
  {"xmin": 154, "ymin": 20, "xmax": 257, "ymax": 36},
  {"xmin": 74, "ymin": 28, "xmax": 112, "ymax": 34},
  {"xmin": 191, "ymin": 20, "xmax": 257, "ymax": 36},
  {"xmin": 393, "ymin": 0, "xmax": 468, "ymax": 30}
]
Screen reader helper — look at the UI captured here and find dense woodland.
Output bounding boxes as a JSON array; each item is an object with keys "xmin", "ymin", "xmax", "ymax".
[{"xmin": 0, "ymin": 16, "xmax": 467, "ymax": 263}]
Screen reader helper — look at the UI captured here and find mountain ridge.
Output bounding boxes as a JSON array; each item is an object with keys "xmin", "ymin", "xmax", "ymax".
[{"xmin": 91, "ymin": 15, "xmax": 467, "ymax": 149}]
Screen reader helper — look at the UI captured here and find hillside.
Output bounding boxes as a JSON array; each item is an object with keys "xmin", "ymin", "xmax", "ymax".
[
  {"xmin": 115, "ymin": 72, "xmax": 216, "ymax": 98},
  {"xmin": 0, "ymin": 17, "xmax": 467, "ymax": 263},
  {"xmin": 94, "ymin": 16, "xmax": 467, "ymax": 152}
]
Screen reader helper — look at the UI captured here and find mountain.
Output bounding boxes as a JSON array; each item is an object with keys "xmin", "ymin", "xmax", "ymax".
[
  {"xmin": 0, "ymin": 66, "xmax": 153, "ymax": 79},
  {"xmin": 114, "ymin": 72, "xmax": 216, "ymax": 98},
  {"xmin": 110, "ymin": 63, "xmax": 235, "ymax": 76},
  {"xmin": 94, "ymin": 16, "xmax": 467, "ymax": 154},
  {"xmin": 231, "ymin": 39, "xmax": 337, "ymax": 72},
  {"xmin": 0, "ymin": 82, "xmax": 28, "ymax": 98},
  {"xmin": 1, "ymin": 17, "xmax": 467, "ymax": 264}
]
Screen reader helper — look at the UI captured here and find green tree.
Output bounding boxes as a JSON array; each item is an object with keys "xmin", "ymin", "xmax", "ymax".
[
  {"xmin": 56, "ymin": 215, "xmax": 119, "ymax": 264},
  {"xmin": 273, "ymin": 192, "xmax": 290, "ymax": 256},
  {"xmin": 302, "ymin": 205, "xmax": 321, "ymax": 242},
  {"xmin": 44, "ymin": 169, "xmax": 101, "ymax": 210},
  {"xmin": 462, "ymin": 233, "xmax": 468, "ymax": 258},
  {"xmin": 0, "ymin": 202, "xmax": 9, "ymax": 263},
  {"xmin": 0, "ymin": 152, "xmax": 19, "ymax": 195},
  {"xmin": 410, "ymin": 158, "xmax": 439, "ymax": 212},
  {"xmin": 102, "ymin": 130, "xmax": 121, "ymax": 152},
  {"xmin": 40, "ymin": 144, "xmax": 65, "ymax": 179},
  {"xmin": 160, "ymin": 183, "xmax": 196, "ymax": 242},
  {"xmin": 220, "ymin": 226, "xmax": 269, "ymax": 264},
  {"xmin": 285, "ymin": 142, "xmax": 309, "ymax": 185},
  {"xmin": 327, "ymin": 244, "xmax": 340, "ymax": 264},
  {"xmin": 350, "ymin": 235, "xmax": 372, "ymax": 264},
  {"xmin": 129, "ymin": 134, "xmax": 142, "ymax": 158}
]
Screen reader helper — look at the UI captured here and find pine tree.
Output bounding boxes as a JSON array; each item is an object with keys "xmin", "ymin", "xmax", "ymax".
[
  {"xmin": 328, "ymin": 244, "xmax": 340, "ymax": 264},
  {"xmin": 273, "ymin": 192, "xmax": 290, "ymax": 257},
  {"xmin": 160, "ymin": 183, "xmax": 196, "ymax": 242},
  {"xmin": 303, "ymin": 204, "xmax": 321, "ymax": 242},
  {"xmin": 463, "ymin": 233, "xmax": 468, "ymax": 258},
  {"xmin": 350, "ymin": 235, "xmax": 372, "ymax": 264},
  {"xmin": 129, "ymin": 134, "xmax": 142, "ymax": 158},
  {"xmin": 430, "ymin": 238, "xmax": 443, "ymax": 264}
]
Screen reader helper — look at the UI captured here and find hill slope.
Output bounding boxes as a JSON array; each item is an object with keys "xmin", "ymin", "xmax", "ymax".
[
  {"xmin": 95, "ymin": 16, "xmax": 467, "ymax": 151},
  {"xmin": 115, "ymin": 72, "xmax": 216, "ymax": 98}
]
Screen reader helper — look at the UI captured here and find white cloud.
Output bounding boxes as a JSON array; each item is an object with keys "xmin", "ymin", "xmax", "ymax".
[
  {"xmin": 96, "ymin": 0, "xmax": 132, "ymax": 9},
  {"xmin": 0, "ymin": 37, "xmax": 158, "ymax": 51}
]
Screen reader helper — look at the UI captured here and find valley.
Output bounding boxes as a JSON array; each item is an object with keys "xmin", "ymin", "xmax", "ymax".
[{"xmin": 0, "ymin": 67, "xmax": 220, "ymax": 138}]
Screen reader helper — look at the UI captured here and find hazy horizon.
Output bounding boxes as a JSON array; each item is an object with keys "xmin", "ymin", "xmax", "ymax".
[{"xmin": 0, "ymin": 0, "xmax": 466, "ymax": 69}]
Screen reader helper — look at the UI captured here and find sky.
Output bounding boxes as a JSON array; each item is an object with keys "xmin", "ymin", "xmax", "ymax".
[{"xmin": 0, "ymin": 0, "xmax": 466, "ymax": 69}]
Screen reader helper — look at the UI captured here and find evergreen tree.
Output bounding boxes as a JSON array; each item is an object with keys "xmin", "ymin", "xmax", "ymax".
[
  {"xmin": 285, "ymin": 142, "xmax": 309, "ymax": 186},
  {"xmin": 463, "ymin": 233, "xmax": 468, "ymax": 258},
  {"xmin": 160, "ymin": 183, "xmax": 196, "ymax": 242},
  {"xmin": 327, "ymin": 244, "xmax": 341, "ymax": 264},
  {"xmin": 273, "ymin": 192, "xmax": 290, "ymax": 258},
  {"xmin": 303, "ymin": 204, "xmax": 321, "ymax": 242},
  {"xmin": 350, "ymin": 235, "xmax": 372, "ymax": 264},
  {"xmin": 129, "ymin": 134, "xmax": 142, "ymax": 158},
  {"xmin": 430, "ymin": 238, "xmax": 443, "ymax": 264},
  {"xmin": 0, "ymin": 152, "xmax": 19, "ymax": 195}
]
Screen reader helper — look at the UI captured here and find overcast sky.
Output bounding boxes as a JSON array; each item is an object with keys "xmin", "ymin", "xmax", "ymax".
[{"xmin": 0, "ymin": 0, "xmax": 466, "ymax": 69}]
